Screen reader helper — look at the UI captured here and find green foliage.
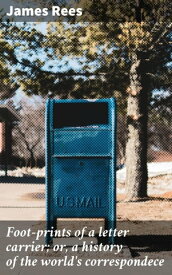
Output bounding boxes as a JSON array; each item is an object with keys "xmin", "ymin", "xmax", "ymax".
[{"xmin": 0, "ymin": 1, "xmax": 171, "ymax": 106}]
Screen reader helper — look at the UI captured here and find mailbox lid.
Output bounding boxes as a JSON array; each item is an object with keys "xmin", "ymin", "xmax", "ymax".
[{"xmin": 53, "ymin": 130, "xmax": 112, "ymax": 156}]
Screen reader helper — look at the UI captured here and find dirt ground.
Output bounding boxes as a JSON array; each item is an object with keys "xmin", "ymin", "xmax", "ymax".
[{"xmin": 116, "ymin": 174, "xmax": 172, "ymax": 221}]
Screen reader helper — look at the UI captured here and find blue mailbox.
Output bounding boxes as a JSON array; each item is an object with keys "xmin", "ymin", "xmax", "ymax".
[{"xmin": 46, "ymin": 98, "xmax": 116, "ymax": 244}]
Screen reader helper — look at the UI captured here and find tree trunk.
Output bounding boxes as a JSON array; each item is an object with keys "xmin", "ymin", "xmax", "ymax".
[
  {"xmin": 125, "ymin": 52, "xmax": 148, "ymax": 201},
  {"xmin": 29, "ymin": 150, "xmax": 35, "ymax": 168}
]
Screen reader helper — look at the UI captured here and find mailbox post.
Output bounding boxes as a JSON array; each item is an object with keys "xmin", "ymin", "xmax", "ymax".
[{"xmin": 46, "ymin": 98, "xmax": 116, "ymax": 245}]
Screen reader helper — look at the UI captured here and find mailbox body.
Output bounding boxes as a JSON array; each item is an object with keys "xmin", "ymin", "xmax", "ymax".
[{"xmin": 46, "ymin": 98, "xmax": 116, "ymax": 244}]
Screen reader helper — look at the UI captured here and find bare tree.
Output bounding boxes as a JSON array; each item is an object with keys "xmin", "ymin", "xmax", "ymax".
[{"xmin": 12, "ymin": 100, "xmax": 45, "ymax": 167}]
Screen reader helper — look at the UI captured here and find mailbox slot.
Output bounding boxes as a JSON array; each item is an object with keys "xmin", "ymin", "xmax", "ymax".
[{"xmin": 53, "ymin": 102, "xmax": 108, "ymax": 128}]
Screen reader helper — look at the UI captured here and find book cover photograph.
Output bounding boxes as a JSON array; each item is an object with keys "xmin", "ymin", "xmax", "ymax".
[{"xmin": 0, "ymin": 1, "xmax": 171, "ymax": 274}]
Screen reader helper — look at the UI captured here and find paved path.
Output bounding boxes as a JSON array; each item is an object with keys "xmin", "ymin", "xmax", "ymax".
[{"xmin": 0, "ymin": 183, "xmax": 45, "ymax": 220}]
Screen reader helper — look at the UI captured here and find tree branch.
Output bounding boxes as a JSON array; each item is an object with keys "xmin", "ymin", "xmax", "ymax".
[
  {"xmin": 16, "ymin": 58, "xmax": 108, "ymax": 77},
  {"xmin": 149, "ymin": 23, "xmax": 172, "ymax": 51}
]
